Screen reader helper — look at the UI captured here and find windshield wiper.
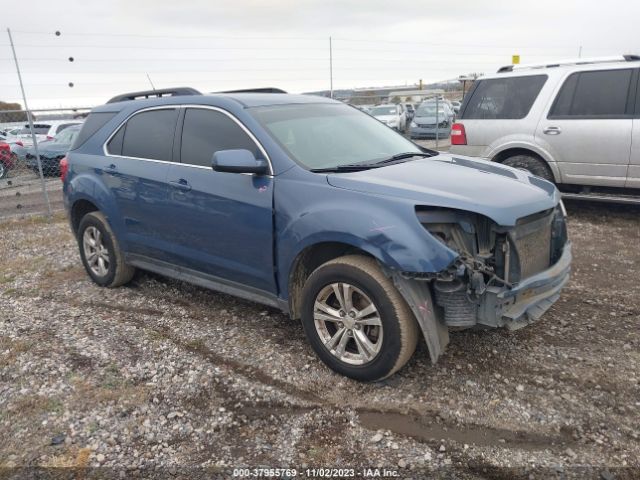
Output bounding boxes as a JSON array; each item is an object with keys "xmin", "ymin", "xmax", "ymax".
[
  {"xmin": 310, "ymin": 164, "xmax": 378, "ymax": 173},
  {"xmin": 379, "ymin": 151, "xmax": 434, "ymax": 163},
  {"xmin": 310, "ymin": 152, "xmax": 434, "ymax": 173}
]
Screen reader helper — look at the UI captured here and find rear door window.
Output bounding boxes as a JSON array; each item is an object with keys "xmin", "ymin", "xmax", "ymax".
[
  {"xmin": 120, "ymin": 109, "xmax": 179, "ymax": 161},
  {"xmin": 180, "ymin": 108, "xmax": 259, "ymax": 167},
  {"xmin": 549, "ymin": 69, "xmax": 633, "ymax": 118},
  {"xmin": 460, "ymin": 75, "xmax": 547, "ymax": 119}
]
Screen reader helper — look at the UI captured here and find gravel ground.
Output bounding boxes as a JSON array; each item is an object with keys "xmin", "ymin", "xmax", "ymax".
[{"xmin": 0, "ymin": 202, "xmax": 638, "ymax": 479}]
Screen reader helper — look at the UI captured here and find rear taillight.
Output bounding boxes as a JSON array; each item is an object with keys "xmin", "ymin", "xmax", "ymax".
[
  {"xmin": 16, "ymin": 141, "xmax": 23, "ymax": 147},
  {"xmin": 46, "ymin": 135, "xmax": 54, "ymax": 140},
  {"xmin": 60, "ymin": 156, "xmax": 69, "ymax": 182},
  {"xmin": 451, "ymin": 123, "xmax": 467, "ymax": 145}
]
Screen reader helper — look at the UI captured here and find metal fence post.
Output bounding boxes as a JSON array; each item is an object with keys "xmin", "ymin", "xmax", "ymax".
[
  {"xmin": 7, "ymin": 28, "xmax": 53, "ymax": 219},
  {"xmin": 435, "ymin": 96, "xmax": 439, "ymax": 149}
]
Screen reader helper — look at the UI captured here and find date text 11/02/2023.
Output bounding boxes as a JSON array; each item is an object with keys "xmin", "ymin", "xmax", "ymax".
[{"xmin": 231, "ymin": 467, "xmax": 400, "ymax": 477}]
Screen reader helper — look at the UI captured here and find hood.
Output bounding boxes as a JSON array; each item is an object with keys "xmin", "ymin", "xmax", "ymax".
[
  {"xmin": 27, "ymin": 142, "xmax": 70, "ymax": 158},
  {"xmin": 326, "ymin": 154, "xmax": 559, "ymax": 226},
  {"xmin": 373, "ymin": 115, "xmax": 398, "ymax": 122}
]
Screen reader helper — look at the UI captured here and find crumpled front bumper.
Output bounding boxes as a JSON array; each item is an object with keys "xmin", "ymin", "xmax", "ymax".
[{"xmin": 478, "ymin": 241, "xmax": 572, "ymax": 330}]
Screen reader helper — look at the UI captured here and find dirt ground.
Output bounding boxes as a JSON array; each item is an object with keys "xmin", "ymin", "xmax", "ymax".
[{"xmin": 0, "ymin": 201, "xmax": 638, "ymax": 479}]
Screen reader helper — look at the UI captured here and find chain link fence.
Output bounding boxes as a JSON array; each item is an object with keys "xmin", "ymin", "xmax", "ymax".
[{"xmin": 0, "ymin": 107, "xmax": 91, "ymax": 220}]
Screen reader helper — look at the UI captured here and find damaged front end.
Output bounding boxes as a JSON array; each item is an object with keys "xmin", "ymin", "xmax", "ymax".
[{"xmin": 387, "ymin": 204, "xmax": 571, "ymax": 363}]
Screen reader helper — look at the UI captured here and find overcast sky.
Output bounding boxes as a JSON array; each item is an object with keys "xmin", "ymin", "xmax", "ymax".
[{"xmin": 2, "ymin": 0, "xmax": 640, "ymax": 109}]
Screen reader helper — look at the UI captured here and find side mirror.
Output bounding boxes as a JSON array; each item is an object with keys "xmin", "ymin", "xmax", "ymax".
[{"xmin": 211, "ymin": 149, "xmax": 268, "ymax": 175}]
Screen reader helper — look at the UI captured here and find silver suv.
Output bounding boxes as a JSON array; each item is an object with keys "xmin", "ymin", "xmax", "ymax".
[{"xmin": 450, "ymin": 56, "xmax": 640, "ymax": 195}]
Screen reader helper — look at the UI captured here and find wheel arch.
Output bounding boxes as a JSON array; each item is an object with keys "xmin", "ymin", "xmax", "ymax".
[
  {"xmin": 287, "ymin": 241, "xmax": 375, "ymax": 320},
  {"xmin": 70, "ymin": 199, "xmax": 100, "ymax": 235},
  {"xmin": 491, "ymin": 146, "xmax": 560, "ymax": 183}
]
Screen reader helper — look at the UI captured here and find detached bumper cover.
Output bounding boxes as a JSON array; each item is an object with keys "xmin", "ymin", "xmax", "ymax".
[{"xmin": 478, "ymin": 241, "xmax": 572, "ymax": 329}]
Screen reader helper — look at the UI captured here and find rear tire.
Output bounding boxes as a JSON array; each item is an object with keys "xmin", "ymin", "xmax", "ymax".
[
  {"xmin": 502, "ymin": 154, "xmax": 554, "ymax": 182},
  {"xmin": 300, "ymin": 255, "xmax": 418, "ymax": 382},
  {"xmin": 77, "ymin": 211, "xmax": 135, "ymax": 288}
]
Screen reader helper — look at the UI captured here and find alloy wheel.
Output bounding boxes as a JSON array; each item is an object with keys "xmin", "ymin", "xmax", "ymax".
[
  {"xmin": 83, "ymin": 226, "xmax": 110, "ymax": 277},
  {"xmin": 313, "ymin": 282, "xmax": 383, "ymax": 365}
]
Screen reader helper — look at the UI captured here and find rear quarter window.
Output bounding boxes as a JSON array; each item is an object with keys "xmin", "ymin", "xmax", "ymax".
[
  {"xmin": 549, "ymin": 69, "xmax": 633, "ymax": 118},
  {"xmin": 71, "ymin": 112, "xmax": 117, "ymax": 149},
  {"xmin": 460, "ymin": 75, "xmax": 547, "ymax": 120}
]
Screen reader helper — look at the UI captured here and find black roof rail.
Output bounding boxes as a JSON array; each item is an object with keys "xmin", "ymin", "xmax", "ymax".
[
  {"xmin": 217, "ymin": 87, "xmax": 287, "ymax": 94},
  {"xmin": 497, "ymin": 65, "xmax": 514, "ymax": 73},
  {"xmin": 623, "ymin": 54, "xmax": 640, "ymax": 61},
  {"xmin": 106, "ymin": 87, "xmax": 202, "ymax": 104}
]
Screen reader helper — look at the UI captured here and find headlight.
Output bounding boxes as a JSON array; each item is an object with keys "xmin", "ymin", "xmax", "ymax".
[{"xmin": 410, "ymin": 121, "xmax": 417, "ymax": 128}]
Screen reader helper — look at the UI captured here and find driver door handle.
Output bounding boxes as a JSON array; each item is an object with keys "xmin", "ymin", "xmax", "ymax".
[
  {"xmin": 543, "ymin": 126, "xmax": 561, "ymax": 135},
  {"xmin": 169, "ymin": 179, "xmax": 192, "ymax": 192}
]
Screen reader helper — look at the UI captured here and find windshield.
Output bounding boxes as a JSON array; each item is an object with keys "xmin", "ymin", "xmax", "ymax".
[
  {"xmin": 370, "ymin": 106, "xmax": 397, "ymax": 116},
  {"xmin": 416, "ymin": 105, "xmax": 446, "ymax": 116},
  {"xmin": 53, "ymin": 127, "xmax": 79, "ymax": 144},
  {"xmin": 19, "ymin": 126, "xmax": 49, "ymax": 135},
  {"xmin": 250, "ymin": 103, "xmax": 421, "ymax": 170}
]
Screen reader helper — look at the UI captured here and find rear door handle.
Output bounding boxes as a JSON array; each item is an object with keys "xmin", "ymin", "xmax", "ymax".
[
  {"xmin": 543, "ymin": 126, "xmax": 561, "ymax": 135},
  {"xmin": 169, "ymin": 179, "xmax": 192, "ymax": 192},
  {"xmin": 104, "ymin": 164, "xmax": 117, "ymax": 174}
]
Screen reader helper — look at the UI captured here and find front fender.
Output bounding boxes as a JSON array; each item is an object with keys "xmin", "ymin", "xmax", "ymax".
[{"xmin": 275, "ymin": 177, "xmax": 458, "ymax": 299}]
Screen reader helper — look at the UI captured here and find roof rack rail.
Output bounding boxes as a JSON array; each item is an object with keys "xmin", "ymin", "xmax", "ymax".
[
  {"xmin": 217, "ymin": 87, "xmax": 287, "ymax": 94},
  {"xmin": 107, "ymin": 87, "xmax": 202, "ymax": 104},
  {"xmin": 497, "ymin": 55, "xmax": 640, "ymax": 73}
]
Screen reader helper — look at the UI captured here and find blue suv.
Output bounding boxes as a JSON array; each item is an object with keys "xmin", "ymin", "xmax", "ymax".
[{"xmin": 63, "ymin": 87, "xmax": 571, "ymax": 382}]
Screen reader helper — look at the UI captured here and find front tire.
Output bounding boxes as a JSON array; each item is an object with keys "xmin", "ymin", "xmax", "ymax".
[
  {"xmin": 502, "ymin": 154, "xmax": 554, "ymax": 182},
  {"xmin": 300, "ymin": 255, "xmax": 418, "ymax": 382},
  {"xmin": 77, "ymin": 211, "xmax": 135, "ymax": 288}
]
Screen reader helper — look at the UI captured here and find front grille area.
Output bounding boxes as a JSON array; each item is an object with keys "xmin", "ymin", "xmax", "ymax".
[{"xmin": 514, "ymin": 211, "xmax": 553, "ymax": 279}]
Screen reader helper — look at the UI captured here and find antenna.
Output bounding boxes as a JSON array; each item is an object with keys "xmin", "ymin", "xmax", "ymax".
[{"xmin": 146, "ymin": 73, "xmax": 157, "ymax": 91}]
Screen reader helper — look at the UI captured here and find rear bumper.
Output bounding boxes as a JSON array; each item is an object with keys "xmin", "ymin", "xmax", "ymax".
[{"xmin": 478, "ymin": 241, "xmax": 572, "ymax": 329}]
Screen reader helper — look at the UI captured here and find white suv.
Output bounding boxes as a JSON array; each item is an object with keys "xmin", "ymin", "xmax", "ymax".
[
  {"xmin": 12, "ymin": 120, "xmax": 84, "ymax": 147},
  {"xmin": 450, "ymin": 56, "xmax": 640, "ymax": 197}
]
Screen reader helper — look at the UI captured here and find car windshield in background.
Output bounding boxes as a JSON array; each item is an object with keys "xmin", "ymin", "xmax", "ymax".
[
  {"xmin": 370, "ymin": 106, "xmax": 397, "ymax": 116},
  {"xmin": 53, "ymin": 127, "xmax": 80, "ymax": 144},
  {"xmin": 250, "ymin": 103, "xmax": 423, "ymax": 171},
  {"xmin": 416, "ymin": 105, "xmax": 446, "ymax": 116},
  {"xmin": 19, "ymin": 127, "xmax": 49, "ymax": 135},
  {"xmin": 461, "ymin": 74, "xmax": 547, "ymax": 119}
]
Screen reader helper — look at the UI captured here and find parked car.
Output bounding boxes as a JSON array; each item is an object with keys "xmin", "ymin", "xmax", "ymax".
[
  {"xmin": 450, "ymin": 55, "xmax": 640, "ymax": 195},
  {"xmin": 25, "ymin": 124, "xmax": 81, "ymax": 176},
  {"xmin": 410, "ymin": 103, "xmax": 453, "ymax": 139},
  {"xmin": 63, "ymin": 87, "xmax": 571, "ymax": 382},
  {"xmin": 370, "ymin": 104, "xmax": 407, "ymax": 131},
  {"xmin": 0, "ymin": 142, "xmax": 15, "ymax": 179},
  {"xmin": 14, "ymin": 120, "xmax": 83, "ymax": 147}
]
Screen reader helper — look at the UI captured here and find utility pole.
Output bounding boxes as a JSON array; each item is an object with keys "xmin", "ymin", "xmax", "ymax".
[
  {"xmin": 7, "ymin": 28, "xmax": 52, "ymax": 219},
  {"xmin": 578, "ymin": 45, "xmax": 582, "ymax": 58},
  {"xmin": 329, "ymin": 36, "xmax": 333, "ymax": 99}
]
